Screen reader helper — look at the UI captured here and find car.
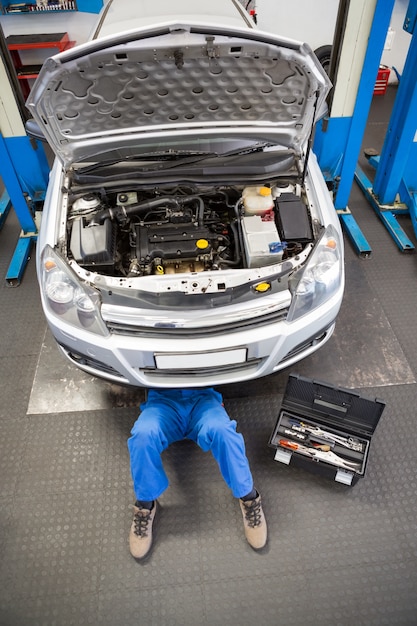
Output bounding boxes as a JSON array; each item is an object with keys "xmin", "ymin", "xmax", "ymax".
[{"xmin": 26, "ymin": 0, "xmax": 344, "ymax": 388}]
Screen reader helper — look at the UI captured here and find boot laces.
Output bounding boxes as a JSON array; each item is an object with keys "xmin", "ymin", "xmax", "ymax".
[
  {"xmin": 243, "ymin": 499, "xmax": 262, "ymax": 528},
  {"xmin": 133, "ymin": 509, "xmax": 152, "ymax": 537}
]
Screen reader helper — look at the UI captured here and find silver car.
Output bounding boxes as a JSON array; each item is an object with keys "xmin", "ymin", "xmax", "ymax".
[{"xmin": 27, "ymin": 0, "xmax": 344, "ymax": 387}]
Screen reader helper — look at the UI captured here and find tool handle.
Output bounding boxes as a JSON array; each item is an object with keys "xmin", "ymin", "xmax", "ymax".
[
  {"xmin": 279, "ymin": 439, "xmax": 299, "ymax": 450},
  {"xmin": 312, "ymin": 443, "xmax": 331, "ymax": 452}
]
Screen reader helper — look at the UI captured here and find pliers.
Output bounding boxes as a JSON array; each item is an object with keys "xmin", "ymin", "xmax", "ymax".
[
  {"xmin": 288, "ymin": 419, "xmax": 364, "ymax": 452},
  {"xmin": 279, "ymin": 439, "xmax": 362, "ymax": 472}
]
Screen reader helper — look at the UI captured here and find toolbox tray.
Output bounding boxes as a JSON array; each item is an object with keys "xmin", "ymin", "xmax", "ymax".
[{"xmin": 269, "ymin": 374, "xmax": 385, "ymax": 485}]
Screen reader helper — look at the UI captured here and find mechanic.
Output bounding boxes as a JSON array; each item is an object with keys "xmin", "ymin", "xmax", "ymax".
[{"xmin": 128, "ymin": 387, "xmax": 267, "ymax": 559}]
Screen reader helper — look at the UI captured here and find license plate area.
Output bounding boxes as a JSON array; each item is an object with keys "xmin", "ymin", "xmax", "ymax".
[{"xmin": 154, "ymin": 348, "xmax": 247, "ymax": 370}]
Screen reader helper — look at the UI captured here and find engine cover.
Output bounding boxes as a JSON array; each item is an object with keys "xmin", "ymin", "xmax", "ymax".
[{"xmin": 135, "ymin": 223, "xmax": 213, "ymax": 261}]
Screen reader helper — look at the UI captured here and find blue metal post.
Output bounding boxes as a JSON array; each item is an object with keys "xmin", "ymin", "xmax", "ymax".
[
  {"xmin": 353, "ymin": 0, "xmax": 417, "ymax": 251},
  {"xmin": 354, "ymin": 165, "xmax": 415, "ymax": 251},
  {"xmin": 372, "ymin": 1, "xmax": 417, "ymax": 203},
  {"xmin": 0, "ymin": 133, "xmax": 48, "ymax": 285},
  {"xmin": 333, "ymin": 0, "xmax": 396, "ymax": 210},
  {"xmin": 0, "ymin": 133, "xmax": 37, "ymax": 233},
  {"xmin": 314, "ymin": 0, "xmax": 396, "ymax": 256},
  {"xmin": 0, "ymin": 191, "xmax": 11, "ymax": 230}
]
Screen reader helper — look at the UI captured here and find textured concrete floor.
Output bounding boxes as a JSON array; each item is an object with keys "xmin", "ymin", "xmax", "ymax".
[{"xmin": 0, "ymin": 86, "xmax": 416, "ymax": 625}]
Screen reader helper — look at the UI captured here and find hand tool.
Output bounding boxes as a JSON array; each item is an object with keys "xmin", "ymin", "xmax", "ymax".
[
  {"xmin": 283, "ymin": 428, "xmax": 306, "ymax": 441},
  {"xmin": 279, "ymin": 439, "xmax": 362, "ymax": 471},
  {"xmin": 288, "ymin": 419, "xmax": 364, "ymax": 452},
  {"xmin": 281, "ymin": 429, "xmax": 330, "ymax": 450},
  {"xmin": 311, "ymin": 442, "xmax": 331, "ymax": 451}
]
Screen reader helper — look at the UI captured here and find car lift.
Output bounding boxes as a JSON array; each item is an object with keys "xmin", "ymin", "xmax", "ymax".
[
  {"xmin": 0, "ymin": 23, "xmax": 48, "ymax": 286},
  {"xmin": 355, "ymin": 0, "xmax": 417, "ymax": 252},
  {"xmin": 313, "ymin": 0, "xmax": 396, "ymax": 257}
]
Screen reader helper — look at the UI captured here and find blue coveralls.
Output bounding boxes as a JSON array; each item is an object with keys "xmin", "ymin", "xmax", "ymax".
[{"xmin": 128, "ymin": 388, "xmax": 254, "ymax": 501}]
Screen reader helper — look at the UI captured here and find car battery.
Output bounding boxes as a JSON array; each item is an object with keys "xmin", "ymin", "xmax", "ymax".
[
  {"xmin": 269, "ymin": 374, "xmax": 385, "ymax": 486},
  {"xmin": 241, "ymin": 215, "xmax": 285, "ymax": 268}
]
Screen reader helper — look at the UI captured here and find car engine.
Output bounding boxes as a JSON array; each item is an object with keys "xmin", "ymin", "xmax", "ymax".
[{"xmin": 68, "ymin": 185, "xmax": 314, "ymax": 276}]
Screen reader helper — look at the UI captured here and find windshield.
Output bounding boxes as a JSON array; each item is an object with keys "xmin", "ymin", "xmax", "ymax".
[
  {"xmin": 73, "ymin": 149, "xmax": 300, "ymax": 183},
  {"xmin": 74, "ymin": 138, "xmax": 286, "ymax": 167},
  {"xmin": 72, "ymin": 139, "xmax": 300, "ymax": 184}
]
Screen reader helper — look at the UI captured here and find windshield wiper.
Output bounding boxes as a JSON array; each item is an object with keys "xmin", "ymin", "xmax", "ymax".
[
  {"xmin": 220, "ymin": 141, "xmax": 277, "ymax": 157},
  {"xmin": 75, "ymin": 151, "xmax": 218, "ymax": 174},
  {"xmin": 75, "ymin": 143, "xmax": 279, "ymax": 174},
  {"xmin": 131, "ymin": 142, "xmax": 280, "ymax": 173}
]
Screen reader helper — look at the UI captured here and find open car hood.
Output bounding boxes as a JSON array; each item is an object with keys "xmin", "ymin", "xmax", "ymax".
[{"xmin": 26, "ymin": 21, "xmax": 331, "ymax": 169}]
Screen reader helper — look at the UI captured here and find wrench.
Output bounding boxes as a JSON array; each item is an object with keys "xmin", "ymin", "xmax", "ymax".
[
  {"xmin": 288, "ymin": 419, "xmax": 364, "ymax": 452},
  {"xmin": 279, "ymin": 439, "xmax": 362, "ymax": 472}
]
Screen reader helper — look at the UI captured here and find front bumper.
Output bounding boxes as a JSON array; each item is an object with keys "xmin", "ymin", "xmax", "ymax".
[{"xmin": 47, "ymin": 289, "xmax": 342, "ymax": 387}]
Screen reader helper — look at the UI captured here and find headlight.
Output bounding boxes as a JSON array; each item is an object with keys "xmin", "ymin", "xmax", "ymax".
[
  {"xmin": 287, "ymin": 224, "xmax": 343, "ymax": 322},
  {"xmin": 40, "ymin": 245, "xmax": 109, "ymax": 336}
]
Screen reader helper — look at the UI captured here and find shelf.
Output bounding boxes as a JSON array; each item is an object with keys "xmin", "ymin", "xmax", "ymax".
[
  {"xmin": 16, "ymin": 63, "xmax": 43, "ymax": 78},
  {"xmin": 7, "ymin": 31, "xmax": 75, "ymax": 50},
  {"xmin": 6, "ymin": 32, "xmax": 76, "ymax": 98},
  {"xmin": 0, "ymin": 0, "xmax": 102, "ymax": 14}
]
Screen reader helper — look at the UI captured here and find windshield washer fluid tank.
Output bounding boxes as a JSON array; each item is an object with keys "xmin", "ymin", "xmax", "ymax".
[{"xmin": 242, "ymin": 186, "xmax": 274, "ymax": 215}]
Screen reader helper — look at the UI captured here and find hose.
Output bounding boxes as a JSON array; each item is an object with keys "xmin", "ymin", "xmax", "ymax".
[{"xmin": 89, "ymin": 197, "xmax": 179, "ymax": 226}]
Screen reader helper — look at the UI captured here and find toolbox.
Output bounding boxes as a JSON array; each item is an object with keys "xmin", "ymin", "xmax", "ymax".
[{"xmin": 269, "ymin": 374, "xmax": 385, "ymax": 486}]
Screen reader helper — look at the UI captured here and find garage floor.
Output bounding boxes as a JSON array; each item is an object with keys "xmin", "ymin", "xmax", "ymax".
[{"xmin": 1, "ymin": 86, "xmax": 416, "ymax": 625}]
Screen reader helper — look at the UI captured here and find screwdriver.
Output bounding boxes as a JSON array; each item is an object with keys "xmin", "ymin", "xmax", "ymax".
[{"xmin": 280, "ymin": 439, "xmax": 330, "ymax": 452}]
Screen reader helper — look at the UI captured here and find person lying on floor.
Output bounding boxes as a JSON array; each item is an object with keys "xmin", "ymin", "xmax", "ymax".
[{"xmin": 127, "ymin": 387, "xmax": 267, "ymax": 559}]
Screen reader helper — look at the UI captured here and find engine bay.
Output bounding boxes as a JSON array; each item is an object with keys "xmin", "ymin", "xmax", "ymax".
[{"xmin": 67, "ymin": 184, "xmax": 316, "ymax": 277}]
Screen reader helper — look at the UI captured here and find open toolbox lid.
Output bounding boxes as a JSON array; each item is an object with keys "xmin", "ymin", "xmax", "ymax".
[{"xmin": 281, "ymin": 374, "xmax": 385, "ymax": 438}]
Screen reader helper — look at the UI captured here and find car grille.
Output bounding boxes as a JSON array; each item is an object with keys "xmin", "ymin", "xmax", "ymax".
[
  {"xmin": 280, "ymin": 325, "xmax": 333, "ymax": 363},
  {"xmin": 106, "ymin": 308, "xmax": 289, "ymax": 338},
  {"xmin": 59, "ymin": 344, "xmax": 127, "ymax": 380},
  {"xmin": 142, "ymin": 358, "xmax": 264, "ymax": 380}
]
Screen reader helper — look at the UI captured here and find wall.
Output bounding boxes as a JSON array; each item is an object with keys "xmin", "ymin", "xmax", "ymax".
[
  {"xmin": 256, "ymin": 0, "xmax": 338, "ymax": 52},
  {"xmin": 255, "ymin": 0, "xmax": 411, "ymax": 78}
]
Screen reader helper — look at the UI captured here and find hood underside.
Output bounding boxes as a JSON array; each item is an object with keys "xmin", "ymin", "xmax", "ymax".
[{"xmin": 26, "ymin": 22, "xmax": 331, "ymax": 168}]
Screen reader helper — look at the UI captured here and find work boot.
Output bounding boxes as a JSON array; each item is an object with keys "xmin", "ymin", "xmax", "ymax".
[
  {"xmin": 239, "ymin": 492, "xmax": 267, "ymax": 550},
  {"xmin": 129, "ymin": 501, "xmax": 157, "ymax": 559}
]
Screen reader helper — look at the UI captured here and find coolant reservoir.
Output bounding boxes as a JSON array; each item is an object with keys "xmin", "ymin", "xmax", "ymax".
[{"xmin": 242, "ymin": 186, "xmax": 274, "ymax": 216}]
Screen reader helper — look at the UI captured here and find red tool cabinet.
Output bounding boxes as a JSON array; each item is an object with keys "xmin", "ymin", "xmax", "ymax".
[
  {"xmin": 6, "ymin": 32, "xmax": 75, "ymax": 99},
  {"xmin": 374, "ymin": 65, "xmax": 390, "ymax": 96}
]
